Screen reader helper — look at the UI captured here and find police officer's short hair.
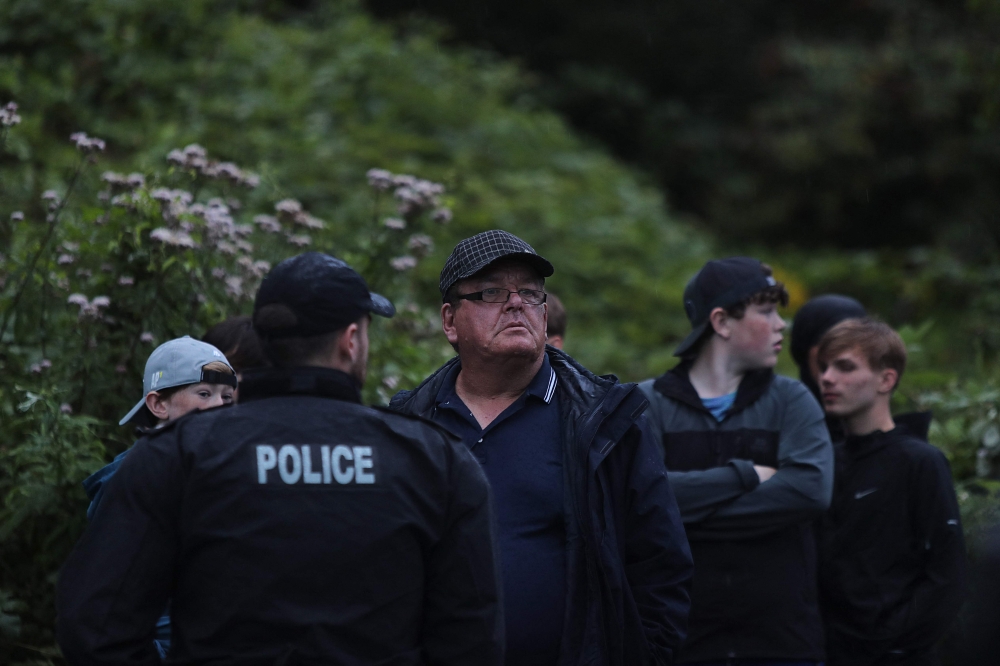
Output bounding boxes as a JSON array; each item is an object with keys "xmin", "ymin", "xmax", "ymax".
[{"xmin": 255, "ymin": 305, "xmax": 363, "ymax": 368}]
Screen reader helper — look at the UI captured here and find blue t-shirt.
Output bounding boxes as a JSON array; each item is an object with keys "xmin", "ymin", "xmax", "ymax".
[
  {"xmin": 432, "ymin": 356, "xmax": 565, "ymax": 666},
  {"xmin": 702, "ymin": 392, "xmax": 736, "ymax": 422}
]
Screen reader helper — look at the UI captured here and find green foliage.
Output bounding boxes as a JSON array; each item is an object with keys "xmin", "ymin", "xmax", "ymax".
[
  {"xmin": 0, "ymin": 1, "xmax": 707, "ymax": 660},
  {"xmin": 370, "ymin": 0, "xmax": 1000, "ymax": 252}
]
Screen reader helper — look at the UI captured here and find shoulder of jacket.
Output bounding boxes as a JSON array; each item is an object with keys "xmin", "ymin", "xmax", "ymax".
[
  {"xmin": 896, "ymin": 435, "xmax": 949, "ymax": 465},
  {"xmin": 389, "ymin": 356, "xmax": 460, "ymax": 411}
]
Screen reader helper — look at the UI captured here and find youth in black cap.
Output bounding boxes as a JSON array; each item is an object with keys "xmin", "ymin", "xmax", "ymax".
[
  {"xmin": 439, "ymin": 229, "xmax": 554, "ymax": 299},
  {"xmin": 253, "ymin": 252, "xmax": 395, "ymax": 339},
  {"xmin": 674, "ymin": 257, "xmax": 777, "ymax": 357}
]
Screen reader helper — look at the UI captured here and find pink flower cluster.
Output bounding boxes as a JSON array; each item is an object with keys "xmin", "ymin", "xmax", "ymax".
[
  {"xmin": 0, "ymin": 101, "xmax": 21, "ymax": 127},
  {"xmin": 366, "ymin": 168, "xmax": 451, "ymax": 222},
  {"xmin": 167, "ymin": 144, "xmax": 260, "ymax": 188},
  {"xmin": 70, "ymin": 132, "xmax": 106, "ymax": 153},
  {"xmin": 67, "ymin": 293, "xmax": 111, "ymax": 319}
]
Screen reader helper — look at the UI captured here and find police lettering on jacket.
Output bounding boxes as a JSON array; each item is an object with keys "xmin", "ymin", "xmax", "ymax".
[{"xmin": 256, "ymin": 445, "xmax": 375, "ymax": 485}]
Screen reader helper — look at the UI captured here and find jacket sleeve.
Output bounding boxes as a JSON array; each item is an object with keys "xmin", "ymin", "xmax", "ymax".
[
  {"xmin": 686, "ymin": 382, "xmax": 834, "ymax": 541},
  {"xmin": 619, "ymin": 417, "xmax": 694, "ymax": 665},
  {"xmin": 884, "ymin": 448, "xmax": 966, "ymax": 648},
  {"xmin": 639, "ymin": 380, "xmax": 762, "ymax": 523},
  {"xmin": 56, "ymin": 433, "xmax": 183, "ymax": 666},
  {"xmin": 421, "ymin": 437, "xmax": 505, "ymax": 666}
]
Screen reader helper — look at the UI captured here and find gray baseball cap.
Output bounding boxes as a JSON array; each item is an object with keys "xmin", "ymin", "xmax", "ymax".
[{"xmin": 119, "ymin": 336, "xmax": 236, "ymax": 426}]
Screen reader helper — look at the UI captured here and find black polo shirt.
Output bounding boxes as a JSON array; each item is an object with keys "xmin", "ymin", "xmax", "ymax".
[{"xmin": 434, "ymin": 355, "xmax": 565, "ymax": 666}]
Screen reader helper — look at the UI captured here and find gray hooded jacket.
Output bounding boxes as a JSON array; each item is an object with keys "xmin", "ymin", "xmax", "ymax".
[{"xmin": 639, "ymin": 363, "xmax": 833, "ymax": 663}]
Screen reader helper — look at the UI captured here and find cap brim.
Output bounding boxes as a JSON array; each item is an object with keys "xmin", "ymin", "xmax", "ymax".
[
  {"xmin": 494, "ymin": 252, "xmax": 554, "ymax": 279},
  {"xmin": 119, "ymin": 398, "xmax": 146, "ymax": 426},
  {"xmin": 368, "ymin": 292, "xmax": 396, "ymax": 318},
  {"xmin": 673, "ymin": 320, "xmax": 711, "ymax": 357}
]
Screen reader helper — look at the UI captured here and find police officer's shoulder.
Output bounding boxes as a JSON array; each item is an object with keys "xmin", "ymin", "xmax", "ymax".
[
  {"xmin": 370, "ymin": 405, "xmax": 462, "ymax": 445},
  {"xmin": 141, "ymin": 403, "xmax": 229, "ymax": 441}
]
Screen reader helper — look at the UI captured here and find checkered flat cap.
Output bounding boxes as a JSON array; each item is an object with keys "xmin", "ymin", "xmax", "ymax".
[{"xmin": 439, "ymin": 229, "xmax": 554, "ymax": 298}]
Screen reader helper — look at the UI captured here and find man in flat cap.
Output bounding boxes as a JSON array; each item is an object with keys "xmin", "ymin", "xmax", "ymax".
[
  {"xmin": 391, "ymin": 230, "xmax": 693, "ymax": 666},
  {"xmin": 57, "ymin": 252, "xmax": 503, "ymax": 666}
]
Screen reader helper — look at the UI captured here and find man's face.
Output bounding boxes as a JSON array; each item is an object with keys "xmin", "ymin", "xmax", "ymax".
[
  {"xmin": 442, "ymin": 260, "xmax": 547, "ymax": 363},
  {"xmin": 728, "ymin": 301, "xmax": 786, "ymax": 370},
  {"xmin": 818, "ymin": 347, "xmax": 889, "ymax": 418}
]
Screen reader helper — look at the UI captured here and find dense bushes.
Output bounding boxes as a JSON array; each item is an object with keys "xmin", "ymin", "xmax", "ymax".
[{"xmin": 1, "ymin": 1, "xmax": 999, "ymax": 663}]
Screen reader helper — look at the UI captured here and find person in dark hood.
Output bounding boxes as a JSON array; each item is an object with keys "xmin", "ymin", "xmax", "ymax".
[
  {"xmin": 790, "ymin": 294, "xmax": 867, "ymax": 403},
  {"xmin": 390, "ymin": 230, "xmax": 693, "ymax": 666}
]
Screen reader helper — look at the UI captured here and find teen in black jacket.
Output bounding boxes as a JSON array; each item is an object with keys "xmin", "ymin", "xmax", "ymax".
[
  {"xmin": 820, "ymin": 422, "xmax": 965, "ymax": 665},
  {"xmin": 816, "ymin": 319, "xmax": 966, "ymax": 666}
]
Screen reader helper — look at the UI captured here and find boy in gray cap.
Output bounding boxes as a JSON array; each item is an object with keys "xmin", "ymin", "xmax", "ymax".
[
  {"xmin": 81, "ymin": 336, "xmax": 236, "ymax": 659},
  {"xmin": 85, "ymin": 336, "xmax": 237, "ymax": 519}
]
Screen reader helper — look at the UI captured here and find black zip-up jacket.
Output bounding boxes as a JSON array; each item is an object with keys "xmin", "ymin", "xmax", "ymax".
[
  {"xmin": 390, "ymin": 348, "xmax": 694, "ymax": 666},
  {"xmin": 57, "ymin": 367, "xmax": 504, "ymax": 666},
  {"xmin": 639, "ymin": 363, "xmax": 833, "ymax": 663},
  {"xmin": 819, "ymin": 417, "xmax": 967, "ymax": 666}
]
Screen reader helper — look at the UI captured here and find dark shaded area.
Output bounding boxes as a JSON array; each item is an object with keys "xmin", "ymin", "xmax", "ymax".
[{"xmin": 366, "ymin": 0, "xmax": 1000, "ymax": 251}]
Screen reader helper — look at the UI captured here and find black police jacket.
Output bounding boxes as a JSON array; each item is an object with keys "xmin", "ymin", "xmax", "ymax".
[
  {"xmin": 819, "ymin": 418, "xmax": 967, "ymax": 666},
  {"xmin": 390, "ymin": 347, "xmax": 694, "ymax": 666},
  {"xmin": 56, "ymin": 367, "xmax": 504, "ymax": 666}
]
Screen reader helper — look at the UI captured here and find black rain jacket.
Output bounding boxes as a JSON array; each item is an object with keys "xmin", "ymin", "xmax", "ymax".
[
  {"xmin": 57, "ymin": 366, "xmax": 504, "ymax": 666},
  {"xmin": 390, "ymin": 347, "xmax": 694, "ymax": 666},
  {"xmin": 819, "ymin": 415, "xmax": 967, "ymax": 666}
]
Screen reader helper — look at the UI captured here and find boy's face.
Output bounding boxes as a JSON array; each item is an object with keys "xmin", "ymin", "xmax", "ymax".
[
  {"xmin": 728, "ymin": 301, "xmax": 786, "ymax": 370},
  {"xmin": 151, "ymin": 382, "xmax": 234, "ymax": 423},
  {"xmin": 818, "ymin": 347, "xmax": 893, "ymax": 417}
]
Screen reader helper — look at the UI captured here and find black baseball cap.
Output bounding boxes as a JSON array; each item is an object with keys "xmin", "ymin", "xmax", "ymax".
[
  {"xmin": 439, "ymin": 229, "xmax": 554, "ymax": 299},
  {"xmin": 674, "ymin": 257, "xmax": 777, "ymax": 357},
  {"xmin": 253, "ymin": 252, "xmax": 395, "ymax": 340}
]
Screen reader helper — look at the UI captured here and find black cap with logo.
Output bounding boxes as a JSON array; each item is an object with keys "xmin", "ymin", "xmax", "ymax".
[
  {"xmin": 674, "ymin": 257, "xmax": 777, "ymax": 357},
  {"xmin": 253, "ymin": 252, "xmax": 395, "ymax": 340},
  {"xmin": 439, "ymin": 229, "xmax": 554, "ymax": 300}
]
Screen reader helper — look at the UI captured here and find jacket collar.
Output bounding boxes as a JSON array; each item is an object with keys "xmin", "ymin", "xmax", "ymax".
[
  {"xmin": 893, "ymin": 410, "xmax": 932, "ymax": 441},
  {"xmin": 432, "ymin": 353, "xmax": 558, "ymax": 409},
  {"xmin": 239, "ymin": 366, "xmax": 362, "ymax": 404},
  {"xmin": 652, "ymin": 360, "xmax": 774, "ymax": 419},
  {"xmin": 390, "ymin": 346, "xmax": 644, "ymax": 458},
  {"xmin": 843, "ymin": 426, "xmax": 898, "ymax": 459}
]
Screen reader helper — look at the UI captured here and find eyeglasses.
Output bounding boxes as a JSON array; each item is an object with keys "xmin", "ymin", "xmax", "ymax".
[{"xmin": 456, "ymin": 288, "xmax": 547, "ymax": 305}]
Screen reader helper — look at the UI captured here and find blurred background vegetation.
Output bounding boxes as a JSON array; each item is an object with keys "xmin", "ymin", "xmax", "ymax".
[{"xmin": 2, "ymin": 0, "xmax": 999, "ymax": 662}]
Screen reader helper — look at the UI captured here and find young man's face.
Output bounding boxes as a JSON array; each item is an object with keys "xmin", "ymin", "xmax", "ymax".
[
  {"xmin": 818, "ymin": 347, "xmax": 891, "ymax": 418},
  {"xmin": 156, "ymin": 382, "xmax": 234, "ymax": 423},
  {"xmin": 728, "ymin": 301, "xmax": 786, "ymax": 370},
  {"xmin": 442, "ymin": 260, "xmax": 547, "ymax": 363}
]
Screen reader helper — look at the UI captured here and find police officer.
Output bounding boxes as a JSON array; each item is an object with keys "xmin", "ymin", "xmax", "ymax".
[{"xmin": 56, "ymin": 252, "xmax": 504, "ymax": 666}]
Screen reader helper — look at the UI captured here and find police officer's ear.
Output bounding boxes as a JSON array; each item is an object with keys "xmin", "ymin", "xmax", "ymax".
[{"xmin": 335, "ymin": 316, "xmax": 370, "ymax": 366}]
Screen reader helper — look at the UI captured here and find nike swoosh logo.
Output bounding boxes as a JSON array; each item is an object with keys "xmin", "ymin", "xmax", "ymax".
[{"xmin": 854, "ymin": 488, "xmax": 878, "ymax": 499}]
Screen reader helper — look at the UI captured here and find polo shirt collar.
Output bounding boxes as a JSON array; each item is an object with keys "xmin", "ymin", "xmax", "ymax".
[{"xmin": 435, "ymin": 353, "xmax": 558, "ymax": 407}]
